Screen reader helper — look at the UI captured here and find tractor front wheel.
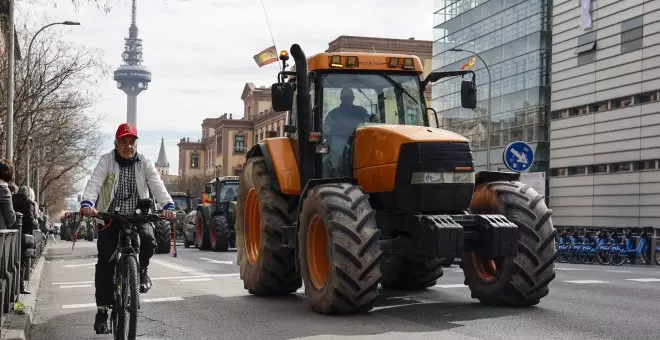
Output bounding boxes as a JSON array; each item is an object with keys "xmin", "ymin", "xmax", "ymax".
[
  {"xmin": 462, "ymin": 181, "xmax": 557, "ymax": 307},
  {"xmin": 235, "ymin": 157, "xmax": 301, "ymax": 295},
  {"xmin": 210, "ymin": 215, "xmax": 230, "ymax": 252},
  {"xmin": 298, "ymin": 183, "xmax": 382, "ymax": 314}
]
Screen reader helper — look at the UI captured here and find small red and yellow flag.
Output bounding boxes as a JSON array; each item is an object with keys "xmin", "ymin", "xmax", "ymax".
[
  {"xmin": 253, "ymin": 45, "xmax": 279, "ymax": 67},
  {"xmin": 460, "ymin": 55, "xmax": 476, "ymax": 70}
]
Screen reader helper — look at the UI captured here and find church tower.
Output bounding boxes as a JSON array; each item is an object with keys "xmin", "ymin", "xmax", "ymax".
[{"xmin": 155, "ymin": 137, "xmax": 169, "ymax": 176}]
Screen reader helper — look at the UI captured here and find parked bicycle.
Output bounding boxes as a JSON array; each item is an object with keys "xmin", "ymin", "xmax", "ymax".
[{"xmin": 92, "ymin": 199, "xmax": 166, "ymax": 340}]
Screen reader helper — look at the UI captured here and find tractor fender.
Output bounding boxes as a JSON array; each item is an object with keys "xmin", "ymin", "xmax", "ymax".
[
  {"xmin": 246, "ymin": 138, "xmax": 301, "ymax": 195},
  {"xmin": 474, "ymin": 170, "xmax": 521, "ymax": 188}
]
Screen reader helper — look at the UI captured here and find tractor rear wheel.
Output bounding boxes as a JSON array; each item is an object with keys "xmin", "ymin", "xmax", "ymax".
[
  {"xmin": 462, "ymin": 181, "xmax": 557, "ymax": 307},
  {"xmin": 235, "ymin": 157, "xmax": 301, "ymax": 295},
  {"xmin": 298, "ymin": 183, "xmax": 382, "ymax": 314},
  {"xmin": 381, "ymin": 257, "xmax": 444, "ymax": 290},
  {"xmin": 210, "ymin": 215, "xmax": 230, "ymax": 252},
  {"xmin": 154, "ymin": 221, "xmax": 172, "ymax": 254}
]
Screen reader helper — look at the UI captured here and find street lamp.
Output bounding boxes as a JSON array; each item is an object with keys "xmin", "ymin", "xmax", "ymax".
[
  {"xmin": 26, "ymin": 137, "xmax": 33, "ymax": 188},
  {"xmin": 449, "ymin": 47, "xmax": 492, "ymax": 171},
  {"xmin": 26, "ymin": 21, "xmax": 81, "ymax": 80}
]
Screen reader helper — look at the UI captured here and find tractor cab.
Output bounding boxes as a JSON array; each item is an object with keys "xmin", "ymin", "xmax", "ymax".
[
  {"xmin": 169, "ymin": 191, "xmax": 197, "ymax": 214},
  {"xmin": 204, "ymin": 176, "xmax": 240, "ymax": 212}
]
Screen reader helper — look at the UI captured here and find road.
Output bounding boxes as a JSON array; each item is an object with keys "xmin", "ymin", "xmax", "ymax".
[{"xmin": 30, "ymin": 240, "xmax": 660, "ymax": 340}]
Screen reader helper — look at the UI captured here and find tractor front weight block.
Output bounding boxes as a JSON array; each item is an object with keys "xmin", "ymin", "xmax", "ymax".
[{"xmin": 379, "ymin": 214, "xmax": 518, "ymax": 261}]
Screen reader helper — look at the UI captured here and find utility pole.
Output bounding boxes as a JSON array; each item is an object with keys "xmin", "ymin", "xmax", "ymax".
[{"xmin": 6, "ymin": 0, "xmax": 15, "ymax": 161}]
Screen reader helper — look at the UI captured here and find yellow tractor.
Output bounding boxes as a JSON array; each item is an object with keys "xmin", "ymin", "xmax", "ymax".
[{"xmin": 234, "ymin": 44, "xmax": 556, "ymax": 314}]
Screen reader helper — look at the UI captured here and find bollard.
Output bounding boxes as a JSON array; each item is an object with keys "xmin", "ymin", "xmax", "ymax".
[{"xmin": 11, "ymin": 212, "xmax": 23, "ymax": 303}]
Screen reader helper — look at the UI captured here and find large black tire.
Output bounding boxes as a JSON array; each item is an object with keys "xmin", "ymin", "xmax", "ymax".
[
  {"xmin": 195, "ymin": 212, "xmax": 211, "ymax": 251},
  {"xmin": 655, "ymin": 249, "xmax": 660, "ymax": 266},
  {"xmin": 210, "ymin": 215, "xmax": 230, "ymax": 252},
  {"xmin": 381, "ymin": 257, "xmax": 444, "ymax": 290},
  {"xmin": 462, "ymin": 181, "xmax": 557, "ymax": 307},
  {"xmin": 298, "ymin": 183, "xmax": 382, "ymax": 314},
  {"xmin": 154, "ymin": 222, "xmax": 172, "ymax": 254},
  {"xmin": 235, "ymin": 157, "xmax": 301, "ymax": 295}
]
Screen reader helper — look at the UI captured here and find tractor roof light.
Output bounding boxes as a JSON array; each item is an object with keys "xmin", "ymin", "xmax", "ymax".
[
  {"xmin": 388, "ymin": 57, "xmax": 400, "ymax": 68},
  {"xmin": 346, "ymin": 56, "xmax": 359, "ymax": 67},
  {"xmin": 403, "ymin": 58, "xmax": 415, "ymax": 69},
  {"xmin": 330, "ymin": 55, "xmax": 343, "ymax": 68}
]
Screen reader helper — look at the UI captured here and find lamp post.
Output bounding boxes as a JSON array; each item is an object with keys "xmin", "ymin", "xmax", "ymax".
[
  {"xmin": 26, "ymin": 137, "xmax": 33, "ymax": 188},
  {"xmin": 449, "ymin": 47, "xmax": 492, "ymax": 170},
  {"xmin": 26, "ymin": 21, "xmax": 81, "ymax": 85}
]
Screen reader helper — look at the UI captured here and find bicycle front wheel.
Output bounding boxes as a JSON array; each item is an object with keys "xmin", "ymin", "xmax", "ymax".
[{"xmin": 116, "ymin": 255, "xmax": 139, "ymax": 340}]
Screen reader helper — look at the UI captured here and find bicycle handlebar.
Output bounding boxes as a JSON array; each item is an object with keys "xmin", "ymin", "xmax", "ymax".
[{"xmin": 91, "ymin": 210, "xmax": 169, "ymax": 226}]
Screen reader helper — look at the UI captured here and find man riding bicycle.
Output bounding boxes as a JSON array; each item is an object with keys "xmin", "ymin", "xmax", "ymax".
[{"xmin": 80, "ymin": 123, "xmax": 175, "ymax": 334}]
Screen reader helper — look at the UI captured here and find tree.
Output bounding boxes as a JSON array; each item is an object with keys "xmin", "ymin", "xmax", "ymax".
[{"xmin": 0, "ymin": 24, "xmax": 109, "ymax": 213}]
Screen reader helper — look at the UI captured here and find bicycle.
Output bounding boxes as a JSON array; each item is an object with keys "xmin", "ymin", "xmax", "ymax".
[{"xmin": 91, "ymin": 199, "xmax": 167, "ymax": 340}]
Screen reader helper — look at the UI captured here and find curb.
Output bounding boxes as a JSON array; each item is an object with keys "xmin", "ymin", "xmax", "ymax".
[{"xmin": 1, "ymin": 252, "xmax": 47, "ymax": 340}]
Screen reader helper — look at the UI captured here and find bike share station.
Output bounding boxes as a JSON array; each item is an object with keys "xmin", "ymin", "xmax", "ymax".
[{"xmin": 502, "ymin": 141, "xmax": 660, "ymax": 266}]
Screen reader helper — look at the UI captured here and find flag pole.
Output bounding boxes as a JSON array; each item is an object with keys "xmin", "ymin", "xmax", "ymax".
[{"xmin": 260, "ymin": 0, "xmax": 281, "ymax": 68}]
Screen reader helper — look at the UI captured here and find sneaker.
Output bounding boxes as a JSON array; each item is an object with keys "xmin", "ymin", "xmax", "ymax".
[
  {"xmin": 140, "ymin": 268, "xmax": 152, "ymax": 294},
  {"xmin": 94, "ymin": 309, "xmax": 110, "ymax": 334}
]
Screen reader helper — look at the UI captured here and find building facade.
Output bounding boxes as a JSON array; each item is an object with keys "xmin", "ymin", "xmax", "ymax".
[
  {"xmin": 549, "ymin": 0, "xmax": 660, "ymax": 228},
  {"xmin": 432, "ymin": 0, "xmax": 552, "ymax": 173}
]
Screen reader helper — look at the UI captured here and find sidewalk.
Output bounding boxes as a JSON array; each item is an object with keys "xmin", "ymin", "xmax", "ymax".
[{"xmin": 1, "ymin": 240, "xmax": 51, "ymax": 340}]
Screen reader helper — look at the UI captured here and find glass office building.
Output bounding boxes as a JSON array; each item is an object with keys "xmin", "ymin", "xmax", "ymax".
[{"xmin": 432, "ymin": 0, "xmax": 552, "ymax": 173}]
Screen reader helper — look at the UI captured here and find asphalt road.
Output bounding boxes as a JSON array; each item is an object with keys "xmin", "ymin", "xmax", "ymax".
[{"xmin": 29, "ymin": 240, "xmax": 660, "ymax": 340}]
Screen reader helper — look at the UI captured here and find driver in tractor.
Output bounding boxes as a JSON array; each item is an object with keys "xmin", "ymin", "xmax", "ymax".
[{"xmin": 79, "ymin": 123, "xmax": 176, "ymax": 334}]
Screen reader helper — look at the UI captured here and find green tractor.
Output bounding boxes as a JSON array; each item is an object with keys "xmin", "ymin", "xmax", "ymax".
[
  {"xmin": 195, "ymin": 176, "xmax": 239, "ymax": 252},
  {"xmin": 169, "ymin": 191, "xmax": 198, "ymax": 248}
]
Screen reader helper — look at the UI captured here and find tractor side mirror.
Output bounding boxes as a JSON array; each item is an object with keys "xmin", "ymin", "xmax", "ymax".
[
  {"xmin": 461, "ymin": 80, "xmax": 477, "ymax": 109},
  {"xmin": 272, "ymin": 83, "xmax": 293, "ymax": 112}
]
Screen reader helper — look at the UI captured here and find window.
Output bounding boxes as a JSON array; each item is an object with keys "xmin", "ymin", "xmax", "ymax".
[
  {"xmin": 621, "ymin": 16, "xmax": 643, "ymax": 54},
  {"xmin": 590, "ymin": 164, "xmax": 608, "ymax": 174},
  {"xmin": 639, "ymin": 91, "xmax": 657, "ymax": 104},
  {"xmin": 191, "ymin": 154, "xmax": 199, "ymax": 169},
  {"xmin": 611, "ymin": 162, "xmax": 631, "ymax": 172},
  {"xmin": 216, "ymin": 133, "xmax": 222, "ymax": 152},
  {"xmin": 575, "ymin": 31, "xmax": 597, "ymax": 66},
  {"xmin": 634, "ymin": 160, "xmax": 656, "ymax": 171},
  {"xmin": 234, "ymin": 135, "xmax": 245, "ymax": 153},
  {"xmin": 568, "ymin": 166, "xmax": 586, "ymax": 176}
]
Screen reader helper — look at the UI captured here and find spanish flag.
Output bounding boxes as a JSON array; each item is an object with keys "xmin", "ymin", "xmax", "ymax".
[
  {"xmin": 460, "ymin": 55, "xmax": 476, "ymax": 70},
  {"xmin": 253, "ymin": 45, "xmax": 279, "ymax": 67}
]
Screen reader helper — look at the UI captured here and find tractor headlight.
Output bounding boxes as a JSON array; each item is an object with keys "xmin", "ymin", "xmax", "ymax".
[{"xmin": 410, "ymin": 172, "xmax": 475, "ymax": 184}]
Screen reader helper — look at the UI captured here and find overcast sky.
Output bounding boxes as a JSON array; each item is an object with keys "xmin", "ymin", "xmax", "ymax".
[{"xmin": 19, "ymin": 0, "xmax": 433, "ymax": 176}]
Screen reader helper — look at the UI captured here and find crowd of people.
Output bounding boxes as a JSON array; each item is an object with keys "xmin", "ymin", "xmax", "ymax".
[{"xmin": 0, "ymin": 158, "xmax": 54, "ymax": 294}]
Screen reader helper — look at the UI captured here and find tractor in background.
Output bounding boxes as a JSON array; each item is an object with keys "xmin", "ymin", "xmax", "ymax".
[
  {"xmin": 169, "ymin": 191, "xmax": 198, "ymax": 248},
  {"xmin": 195, "ymin": 176, "xmax": 240, "ymax": 252}
]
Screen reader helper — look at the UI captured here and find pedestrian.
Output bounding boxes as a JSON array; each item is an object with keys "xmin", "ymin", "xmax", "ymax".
[
  {"xmin": 12, "ymin": 186, "xmax": 38, "ymax": 294},
  {"xmin": 0, "ymin": 160, "xmax": 17, "ymax": 229}
]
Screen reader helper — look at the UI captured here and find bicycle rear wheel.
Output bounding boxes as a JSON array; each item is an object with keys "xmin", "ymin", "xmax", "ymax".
[{"xmin": 115, "ymin": 255, "xmax": 140, "ymax": 340}]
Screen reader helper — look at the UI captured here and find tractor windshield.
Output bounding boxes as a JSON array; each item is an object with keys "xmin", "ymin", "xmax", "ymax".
[
  {"xmin": 219, "ymin": 182, "xmax": 239, "ymax": 202},
  {"xmin": 320, "ymin": 72, "xmax": 425, "ymax": 172},
  {"xmin": 172, "ymin": 196, "xmax": 188, "ymax": 211}
]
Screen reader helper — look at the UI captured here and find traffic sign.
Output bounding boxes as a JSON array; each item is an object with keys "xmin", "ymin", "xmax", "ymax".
[{"xmin": 503, "ymin": 141, "xmax": 534, "ymax": 172}]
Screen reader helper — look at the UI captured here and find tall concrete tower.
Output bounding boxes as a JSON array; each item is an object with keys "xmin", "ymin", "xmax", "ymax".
[{"xmin": 113, "ymin": 0, "xmax": 151, "ymax": 126}]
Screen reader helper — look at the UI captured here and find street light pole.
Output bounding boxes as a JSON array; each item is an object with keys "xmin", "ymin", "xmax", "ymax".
[
  {"xmin": 26, "ymin": 137, "xmax": 33, "ymax": 188},
  {"xmin": 449, "ymin": 47, "xmax": 492, "ymax": 171},
  {"xmin": 25, "ymin": 21, "xmax": 81, "ymax": 81},
  {"xmin": 6, "ymin": 0, "xmax": 15, "ymax": 161}
]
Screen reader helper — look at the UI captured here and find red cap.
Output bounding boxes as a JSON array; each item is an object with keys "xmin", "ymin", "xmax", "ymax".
[{"xmin": 115, "ymin": 123, "xmax": 139, "ymax": 139}]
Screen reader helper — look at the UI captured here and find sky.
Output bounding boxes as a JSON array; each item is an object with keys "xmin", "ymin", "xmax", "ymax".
[{"xmin": 18, "ymin": 0, "xmax": 434, "ymax": 179}]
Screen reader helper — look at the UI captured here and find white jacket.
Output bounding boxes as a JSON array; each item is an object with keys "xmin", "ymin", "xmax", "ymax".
[{"xmin": 81, "ymin": 150, "xmax": 174, "ymax": 212}]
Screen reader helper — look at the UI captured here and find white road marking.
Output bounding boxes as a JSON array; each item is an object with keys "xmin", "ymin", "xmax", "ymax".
[
  {"xmin": 199, "ymin": 257, "xmax": 234, "ymax": 265},
  {"xmin": 150, "ymin": 258, "xmax": 207, "ymax": 276},
  {"xmin": 434, "ymin": 284, "xmax": 467, "ymax": 288},
  {"xmin": 61, "ymin": 262, "xmax": 96, "ymax": 268},
  {"xmin": 604, "ymin": 270, "xmax": 631, "ymax": 273},
  {"xmin": 625, "ymin": 278, "xmax": 660, "ymax": 282},
  {"xmin": 180, "ymin": 278, "xmax": 212, "ymax": 282},
  {"xmin": 62, "ymin": 297, "xmax": 185, "ymax": 309},
  {"xmin": 52, "ymin": 280, "xmax": 94, "ymax": 285},
  {"xmin": 564, "ymin": 280, "xmax": 609, "ymax": 284},
  {"xmin": 555, "ymin": 267, "xmax": 585, "ymax": 271},
  {"xmin": 62, "ymin": 303, "xmax": 97, "ymax": 309},
  {"xmin": 59, "ymin": 284, "xmax": 92, "ymax": 289},
  {"xmin": 143, "ymin": 297, "xmax": 184, "ymax": 303}
]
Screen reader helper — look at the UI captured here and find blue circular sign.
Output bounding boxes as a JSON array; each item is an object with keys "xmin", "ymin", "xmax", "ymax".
[{"xmin": 503, "ymin": 141, "xmax": 534, "ymax": 172}]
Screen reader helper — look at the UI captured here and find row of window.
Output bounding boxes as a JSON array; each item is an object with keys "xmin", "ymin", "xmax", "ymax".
[
  {"xmin": 433, "ymin": 12, "xmax": 543, "ymax": 69},
  {"xmin": 551, "ymin": 90, "xmax": 660, "ymax": 120},
  {"xmin": 575, "ymin": 15, "xmax": 643, "ymax": 67},
  {"xmin": 189, "ymin": 135, "xmax": 248, "ymax": 169},
  {"xmin": 435, "ymin": 0, "xmax": 542, "ymax": 44},
  {"xmin": 434, "ymin": 0, "xmax": 530, "ymax": 27},
  {"xmin": 550, "ymin": 160, "xmax": 660, "ymax": 178}
]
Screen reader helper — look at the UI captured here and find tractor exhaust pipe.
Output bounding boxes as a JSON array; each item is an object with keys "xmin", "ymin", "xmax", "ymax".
[{"xmin": 290, "ymin": 44, "xmax": 314, "ymax": 185}]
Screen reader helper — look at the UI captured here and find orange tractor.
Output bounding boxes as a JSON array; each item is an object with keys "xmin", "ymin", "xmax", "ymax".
[{"xmin": 234, "ymin": 44, "xmax": 556, "ymax": 314}]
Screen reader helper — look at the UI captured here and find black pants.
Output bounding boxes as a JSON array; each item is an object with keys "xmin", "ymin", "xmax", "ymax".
[{"xmin": 95, "ymin": 219, "xmax": 156, "ymax": 306}]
